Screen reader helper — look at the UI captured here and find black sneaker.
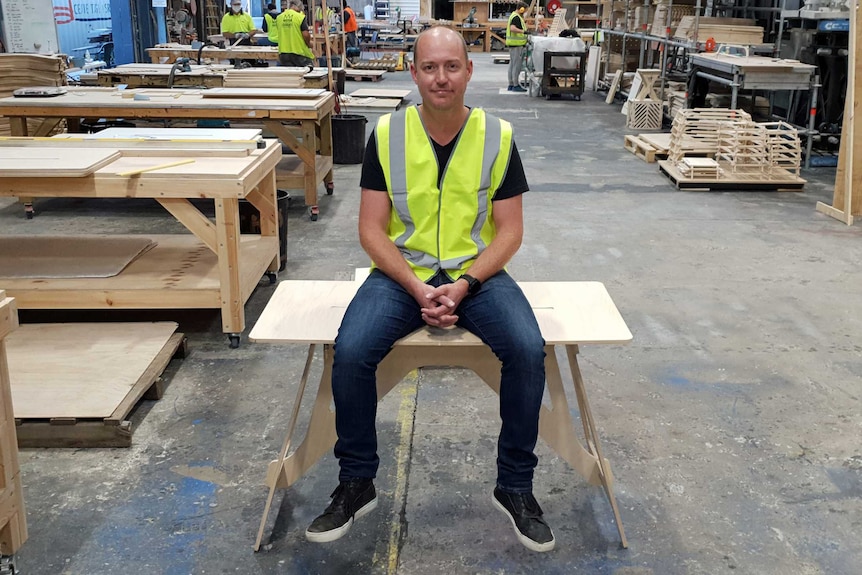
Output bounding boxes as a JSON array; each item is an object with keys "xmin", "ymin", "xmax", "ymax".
[
  {"xmin": 305, "ymin": 479, "xmax": 378, "ymax": 543},
  {"xmin": 492, "ymin": 487, "xmax": 555, "ymax": 552}
]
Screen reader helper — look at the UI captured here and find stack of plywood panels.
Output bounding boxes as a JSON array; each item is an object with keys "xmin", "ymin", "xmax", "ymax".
[
  {"xmin": 0, "ymin": 54, "xmax": 68, "ymax": 137},
  {"xmin": 673, "ymin": 16, "xmax": 764, "ymax": 45},
  {"xmin": 223, "ymin": 67, "xmax": 306, "ymax": 88},
  {"xmin": 0, "ymin": 291, "xmax": 27, "ymax": 558}
]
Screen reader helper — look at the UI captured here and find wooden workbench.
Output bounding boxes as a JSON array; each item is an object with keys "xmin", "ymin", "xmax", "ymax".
[
  {"xmin": 0, "ymin": 139, "xmax": 283, "ymax": 347},
  {"xmin": 147, "ymin": 37, "xmax": 344, "ymax": 65},
  {"xmin": 0, "ymin": 87, "xmax": 335, "ymax": 219},
  {"xmin": 96, "ymin": 64, "xmax": 333, "ymax": 90}
]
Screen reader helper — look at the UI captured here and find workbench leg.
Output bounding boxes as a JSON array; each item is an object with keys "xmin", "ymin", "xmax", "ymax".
[
  {"xmin": 319, "ymin": 112, "xmax": 334, "ymax": 195},
  {"xmin": 245, "ymin": 170, "xmax": 281, "ymax": 273},
  {"xmin": 301, "ymin": 120, "xmax": 320, "ymax": 219},
  {"xmin": 8, "ymin": 118, "xmax": 35, "ymax": 218},
  {"xmin": 806, "ymin": 79, "xmax": 819, "ymax": 169},
  {"xmin": 565, "ymin": 345, "xmax": 628, "ymax": 548},
  {"xmin": 214, "ymin": 198, "xmax": 245, "ymax": 345}
]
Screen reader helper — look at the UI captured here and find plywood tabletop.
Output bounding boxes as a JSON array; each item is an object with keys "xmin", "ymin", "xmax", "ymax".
[
  {"xmin": 0, "ymin": 148, "xmax": 121, "ymax": 177},
  {"xmin": 250, "ymin": 280, "xmax": 632, "ymax": 346},
  {"xmin": 0, "ymin": 87, "xmax": 334, "ymax": 113}
]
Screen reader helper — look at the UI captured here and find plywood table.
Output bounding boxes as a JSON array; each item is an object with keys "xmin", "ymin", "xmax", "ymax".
[
  {"xmin": 0, "ymin": 87, "xmax": 335, "ymax": 219},
  {"xmin": 0, "ymin": 140, "xmax": 283, "ymax": 347},
  {"xmin": 249, "ymin": 280, "xmax": 633, "ymax": 550}
]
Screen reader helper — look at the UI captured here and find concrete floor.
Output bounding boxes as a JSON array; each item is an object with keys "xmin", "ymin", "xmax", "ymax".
[{"xmin": 3, "ymin": 53, "xmax": 862, "ymax": 575}]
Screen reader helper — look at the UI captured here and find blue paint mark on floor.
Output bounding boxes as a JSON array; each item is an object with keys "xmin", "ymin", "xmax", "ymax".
[{"xmin": 65, "ymin": 463, "xmax": 218, "ymax": 573}]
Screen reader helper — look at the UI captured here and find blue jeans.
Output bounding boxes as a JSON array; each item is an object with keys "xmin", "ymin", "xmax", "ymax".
[{"xmin": 332, "ymin": 269, "xmax": 546, "ymax": 493}]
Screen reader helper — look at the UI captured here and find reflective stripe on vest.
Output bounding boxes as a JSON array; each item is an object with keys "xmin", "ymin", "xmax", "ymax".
[
  {"xmin": 506, "ymin": 12, "xmax": 527, "ymax": 46},
  {"xmin": 376, "ymin": 107, "xmax": 513, "ymax": 281}
]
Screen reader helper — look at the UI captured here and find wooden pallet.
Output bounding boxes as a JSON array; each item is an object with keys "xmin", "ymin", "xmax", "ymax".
[
  {"xmin": 658, "ymin": 160, "xmax": 806, "ymax": 191},
  {"xmin": 8, "ymin": 324, "xmax": 188, "ymax": 448},
  {"xmin": 624, "ymin": 134, "xmax": 659, "ymax": 162}
]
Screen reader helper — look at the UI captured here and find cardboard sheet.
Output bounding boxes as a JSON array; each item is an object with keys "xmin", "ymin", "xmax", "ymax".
[{"xmin": 0, "ymin": 235, "xmax": 156, "ymax": 278}]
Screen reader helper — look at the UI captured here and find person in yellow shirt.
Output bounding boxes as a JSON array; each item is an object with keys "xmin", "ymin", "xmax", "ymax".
[
  {"xmin": 276, "ymin": 0, "xmax": 315, "ymax": 67},
  {"xmin": 220, "ymin": 0, "xmax": 259, "ymax": 45}
]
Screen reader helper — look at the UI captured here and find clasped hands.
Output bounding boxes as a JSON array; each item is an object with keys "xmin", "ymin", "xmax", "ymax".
[{"xmin": 415, "ymin": 282, "xmax": 469, "ymax": 329}]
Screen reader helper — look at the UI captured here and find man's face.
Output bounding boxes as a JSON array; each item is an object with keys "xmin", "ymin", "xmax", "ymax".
[
  {"xmin": 281, "ymin": 0, "xmax": 288, "ymax": 9},
  {"xmin": 230, "ymin": 1, "xmax": 242, "ymax": 13},
  {"xmin": 411, "ymin": 31, "xmax": 472, "ymax": 112}
]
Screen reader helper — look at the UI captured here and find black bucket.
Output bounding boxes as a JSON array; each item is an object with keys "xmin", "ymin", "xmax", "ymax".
[
  {"xmin": 332, "ymin": 114, "xmax": 367, "ymax": 164},
  {"xmin": 239, "ymin": 190, "xmax": 289, "ymax": 272}
]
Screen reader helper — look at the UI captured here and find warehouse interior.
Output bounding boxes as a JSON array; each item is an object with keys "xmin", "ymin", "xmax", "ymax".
[{"xmin": 0, "ymin": 0, "xmax": 860, "ymax": 573}]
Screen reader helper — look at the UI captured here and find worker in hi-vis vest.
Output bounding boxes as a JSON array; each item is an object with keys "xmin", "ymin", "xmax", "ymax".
[
  {"xmin": 258, "ymin": 2, "xmax": 283, "ymax": 46},
  {"xmin": 276, "ymin": 0, "xmax": 315, "ymax": 67},
  {"xmin": 506, "ymin": 1, "xmax": 529, "ymax": 92},
  {"xmin": 314, "ymin": 3, "xmax": 335, "ymax": 33}
]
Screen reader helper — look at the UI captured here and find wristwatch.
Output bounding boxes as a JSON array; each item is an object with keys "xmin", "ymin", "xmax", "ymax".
[{"xmin": 459, "ymin": 273, "xmax": 482, "ymax": 296}]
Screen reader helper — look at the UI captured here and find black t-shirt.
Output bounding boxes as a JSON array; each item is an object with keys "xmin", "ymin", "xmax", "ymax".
[{"xmin": 359, "ymin": 130, "xmax": 528, "ymax": 201}]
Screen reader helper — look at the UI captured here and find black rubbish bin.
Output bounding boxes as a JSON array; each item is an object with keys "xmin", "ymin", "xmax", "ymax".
[
  {"xmin": 239, "ymin": 190, "xmax": 289, "ymax": 272},
  {"xmin": 332, "ymin": 114, "xmax": 367, "ymax": 164}
]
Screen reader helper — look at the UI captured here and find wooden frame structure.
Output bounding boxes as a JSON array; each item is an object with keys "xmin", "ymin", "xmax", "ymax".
[
  {"xmin": 0, "ymin": 140, "xmax": 282, "ymax": 346},
  {"xmin": 0, "ymin": 292, "xmax": 27, "ymax": 558},
  {"xmin": 0, "ymin": 87, "xmax": 335, "ymax": 220},
  {"xmin": 248, "ymin": 280, "xmax": 633, "ymax": 551},
  {"xmin": 816, "ymin": 1, "xmax": 860, "ymax": 225}
]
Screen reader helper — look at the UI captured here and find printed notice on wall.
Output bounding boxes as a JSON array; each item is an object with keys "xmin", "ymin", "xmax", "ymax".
[{"xmin": 1, "ymin": 0, "xmax": 60, "ymax": 53}]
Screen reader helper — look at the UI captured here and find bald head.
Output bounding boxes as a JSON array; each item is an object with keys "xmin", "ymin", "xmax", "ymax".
[{"xmin": 413, "ymin": 26, "xmax": 468, "ymax": 64}]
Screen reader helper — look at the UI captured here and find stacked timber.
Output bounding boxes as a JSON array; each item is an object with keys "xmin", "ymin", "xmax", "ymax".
[
  {"xmin": 673, "ymin": 16, "xmax": 764, "ymax": 45},
  {"xmin": 659, "ymin": 108, "xmax": 804, "ymax": 188},
  {"xmin": 223, "ymin": 67, "xmax": 307, "ymax": 88},
  {"xmin": 0, "ymin": 54, "xmax": 68, "ymax": 136}
]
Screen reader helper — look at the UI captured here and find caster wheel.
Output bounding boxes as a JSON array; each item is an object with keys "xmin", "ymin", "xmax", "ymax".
[
  {"xmin": 265, "ymin": 271, "xmax": 277, "ymax": 285},
  {"xmin": 228, "ymin": 335, "xmax": 240, "ymax": 349},
  {"xmin": 308, "ymin": 206, "xmax": 319, "ymax": 221},
  {"xmin": 325, "ymin": 182, "xmax": 334, "ymax": 196},
  {"xmin": 25, "ymin": 211, "xmax": 33, "ymax": 220}
]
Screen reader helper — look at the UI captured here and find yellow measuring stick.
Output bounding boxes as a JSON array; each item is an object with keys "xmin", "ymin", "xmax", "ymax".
[{"xmin": 117, "ymin": 158, "xmax": 196, "ymax": 177}]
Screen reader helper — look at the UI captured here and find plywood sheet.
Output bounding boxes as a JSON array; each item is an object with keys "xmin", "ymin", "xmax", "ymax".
[
  {"xmin": 65, "ymin": 127, "xmax": 262, "ymax": 141},
  {"xmin": 0, "ymin": 235, "xmax": 156, "ymax": 278},
  {"xmin": 348, "ymin": 88, "xmax": 412, "ymax": 99},
  {"xmin": 0, "ymin": 148, "xmax": 120, "ymax": 177},
  {"xmin": 6, "ymin": 322, "xmax": 178, "ymax": 418},
  {"xmin": 201, "ymin": 87, "xmax": 326, "ymax": 99}
]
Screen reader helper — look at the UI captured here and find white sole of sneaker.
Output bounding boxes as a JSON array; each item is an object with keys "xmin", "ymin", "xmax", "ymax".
[
  {"xmin": 492, "ymin": 494, "xmax": 556, "ymax": 553},
  {"xmin": 305, "ymin": 495, "xmax": 379, "ymax": 543}
]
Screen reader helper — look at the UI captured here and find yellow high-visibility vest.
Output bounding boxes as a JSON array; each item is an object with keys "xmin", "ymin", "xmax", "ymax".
[{"xmin": 375, "ymin": 106, "xmax": 513, "ymax": 281}]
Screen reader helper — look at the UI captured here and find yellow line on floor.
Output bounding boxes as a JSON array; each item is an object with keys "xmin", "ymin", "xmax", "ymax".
[{"xmin": 371, "ymin": 371, "xmax": 418, "ymax": 574}]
